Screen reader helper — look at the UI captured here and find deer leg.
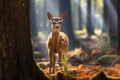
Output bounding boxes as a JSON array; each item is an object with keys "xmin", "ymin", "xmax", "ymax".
[
  {"xmin": 58, "ymin": 49, "xmax": 62, "ymax": 67},
  {"xmin": 49, "ymin": 50, "xmax": 54, "ymax": 74},
  {"xmin": 52, "ymin": 54, "xmax": 56, "ymax": 73},
  {"xmin": 49, "ymin": 51, "xmax": 52, "ymax": 74}
]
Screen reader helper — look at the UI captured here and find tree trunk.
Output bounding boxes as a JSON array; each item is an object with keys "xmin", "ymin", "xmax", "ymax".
[
  {"xmin": 87, "ymin": 0, "xmax": 95, "ymax": 36},
  {"xmin": 117, "ymin": 0, "xmax": 120, "ymax": 54},
  {"xmin": 78, "ymin": 0, "xmax": 83, "ymax": 30},
  {"xmin": 102, "ymin": 0, "xmax": 109, "ymax": 33},
  {"xmin": 102, "ymin": 0, "xmax": 117, "ymax": 45},
  {"xmin": 0, "ymin": 0, "xmax": 48, "ymax": 80},
  {"xmin": 59, "ymin": 0, "xmax": 80, "ymax": 50},
  {"xmin": 108, "ymin": 0, "xmax": 117, "ymax": 45}
]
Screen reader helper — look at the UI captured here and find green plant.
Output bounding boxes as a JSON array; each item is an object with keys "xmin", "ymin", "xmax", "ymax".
[{"xmin": 60, "ymin": 56, "xmax": 71, "ymax": 73}]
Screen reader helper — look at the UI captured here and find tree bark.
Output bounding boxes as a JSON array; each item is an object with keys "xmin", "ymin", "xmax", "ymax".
[{"xmin": 0, "ymin": 0, "xmax": 48, "ymax": 80}]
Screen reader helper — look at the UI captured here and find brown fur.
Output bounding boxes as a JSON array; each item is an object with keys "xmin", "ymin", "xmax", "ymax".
[{"xmin": 47, "ymin": 12, "xmax": 69, "ymax": 74}]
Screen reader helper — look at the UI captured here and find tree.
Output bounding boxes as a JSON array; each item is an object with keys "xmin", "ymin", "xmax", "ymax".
[
  {"xmin": 117, "ymin": 0, "xmax": 120, "ymax": 54},
  {"xmin": 102, "ymin": 0, "xmax": 109, "ymax": 33},
  {"xmin": 59, "ymin": 0, "xmax": 80, "ymax": 50},
  {"xmin": 102, "ymin": 0, "xmax": 117, "ymax": 44},
  {"xmin": 0, "ymin": 0, "xmax": 48, "ymax": 80},
  {"xmin": 87, "ymin": 0, "xmax": 95, "ymax": 36},
  {"xmin": 78, "ymin": 0, "xmax": 83, "ymax": 30},
  {"xmin": 108, "ymin": 0, "xmax": 117, "ymax": 44}
]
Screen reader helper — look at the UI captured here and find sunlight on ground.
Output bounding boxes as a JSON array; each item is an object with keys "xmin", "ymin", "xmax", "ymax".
[
  {"xmin": 75, "ymin": 28, "xmax": 102, "ymax": 36},
  {"xmin": 94, "ymin": 29, "xmax": 102, "ymax": 35},
  {"xmin": 74, "ymin": 28, "xmax": 87, "ymax": 35},
  {"xmin": 74, "ymin": 28, "xmax": 102, "ymax": 39}
]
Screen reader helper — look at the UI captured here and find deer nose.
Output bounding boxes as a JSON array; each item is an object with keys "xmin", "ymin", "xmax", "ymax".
[
  {"xmin": 55, "ymin": 23, "xmax": 59, "ymax": 27},
  {"xmin": 55, "ymin": 23, "xmax": 59, "ymax": 28},
  {"xmin": 56, "ymin": 26, "xmax": 59, "ymax": 28}
]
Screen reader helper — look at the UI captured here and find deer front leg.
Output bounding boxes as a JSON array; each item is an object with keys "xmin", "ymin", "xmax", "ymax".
[
  {"xmin": 49, "ymin": 50, "xmax": 52, "ymax": 74},
  {"xmin": 52, "ymin": 54, "xmax": 56, "ymax": 73},
  {"xmin": 49, "ymin": 50, "xmax": 56, "ymax": 74}
]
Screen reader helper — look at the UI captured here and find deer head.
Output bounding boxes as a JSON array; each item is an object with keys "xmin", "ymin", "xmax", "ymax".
[{"xmin": 47, "ymin": 11, "xmax": 67, "ymax": 32}]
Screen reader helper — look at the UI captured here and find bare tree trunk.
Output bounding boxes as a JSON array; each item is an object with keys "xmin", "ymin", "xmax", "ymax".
[
  {"xmin": 108, "ymin": 0, "xmax": 117, "ymax": 44},
  {"xmin": 0, "ymin": 0, "xmax": 48, "ymax": 80},
  {"xmin": 117, "ymin": 0, "xmax": 120, "ymax": 55},
  {"xmin": 59, "ymin": 0, "xmax": 80, "ymax": 50},
  {"xmin": 78, "ymin": 0, "xmax": 83, "ymax": 30},
  {"xmin": 102, "ymin": 0, "xmax": 109, "ymax": 33},
  {"xmin": 87, "ymin": 0, "xmax": 95, "ymax": 36}
]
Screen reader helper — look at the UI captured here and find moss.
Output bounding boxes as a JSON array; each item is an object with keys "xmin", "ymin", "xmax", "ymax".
[
  {"xmin": 56, "ymin": 72, "xmax": 76, "ymax": 80},
  {"xmin": 19, "ymin": 60, "xmax": 49, "ymax": 80},
  {"xmin": 33, "ymin": 62, "xmax": 49, "ymax": 80},
  {"xmin": 19, "ymin": 73, "xmax": 35, "ymax": 80},
  {"xmin": 97, "ymin": 55, "xmax": 120, "ymax": 66},
  {"xmin": 19, "ymin": 65, "xmax": 49, "ymax": 80},
  {"xmin": 49, "ymin": 74, "xmax": 57, "ymax": 80},
  {"xmin": 92, "ymin": 71, "xmax": 120, "ymax": 80}
]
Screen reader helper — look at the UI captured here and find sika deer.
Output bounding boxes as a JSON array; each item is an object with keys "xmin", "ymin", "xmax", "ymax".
[{"xmin": 47, "ymin": 12, "xmax": 69, "ymax": 74}]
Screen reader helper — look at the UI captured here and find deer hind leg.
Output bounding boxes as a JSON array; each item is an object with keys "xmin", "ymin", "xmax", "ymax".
[{"xmin": 58, "ymin": 49, "xmax": 62, "ymax": 67}]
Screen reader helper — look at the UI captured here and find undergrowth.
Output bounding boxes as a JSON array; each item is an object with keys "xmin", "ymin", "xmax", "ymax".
[
  {"xmin": 96, "ymin": 35, "xmax": 113, "ymax": 52},
  {"xmin": 60, "ymin": 55, "xmax": 72, "ymax": 73}
]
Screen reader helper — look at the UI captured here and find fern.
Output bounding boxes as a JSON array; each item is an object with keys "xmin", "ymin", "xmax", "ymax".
[{"xmin": 60, "ymin": 56, "xmax": 71, "ymax": 73}]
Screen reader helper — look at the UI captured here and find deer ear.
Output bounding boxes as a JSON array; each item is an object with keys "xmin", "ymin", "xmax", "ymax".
[
  {"xmin": 47, "ymin": 12, "xmax": 53, "ymax": 20},
  {"xmin": 60, "ymin": 11, "xmax": 67, "ymax": 20}
]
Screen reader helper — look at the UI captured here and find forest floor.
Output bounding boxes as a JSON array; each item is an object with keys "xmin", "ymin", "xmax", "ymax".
[
  {"xmin": 36, "ymin": 32, "xmax": 120, "ymax": 80},
  {"xmin": 43, "ymin": 64, "xmax": 120, "ymax": 80}
]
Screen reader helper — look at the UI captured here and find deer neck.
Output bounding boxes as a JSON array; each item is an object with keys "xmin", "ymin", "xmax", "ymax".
[{"xmin": 52, "ymin": 31, "xmax": 60, "ymax": 45}]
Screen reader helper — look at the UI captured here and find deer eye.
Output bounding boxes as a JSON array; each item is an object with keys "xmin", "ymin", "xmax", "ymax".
[{"xmin": 52, "ymin": 22, "xmax": 56, "ymax": 24}]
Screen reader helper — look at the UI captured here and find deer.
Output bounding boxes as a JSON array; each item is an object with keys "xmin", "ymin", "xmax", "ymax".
[{"xmin": 47, "ymin": 11, "xmax": 69, "ymax": 74}]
